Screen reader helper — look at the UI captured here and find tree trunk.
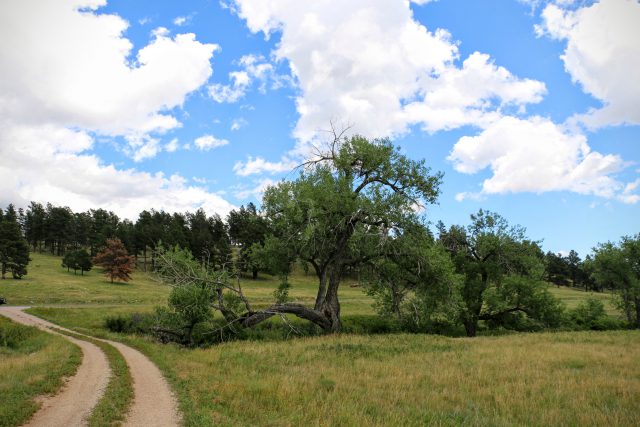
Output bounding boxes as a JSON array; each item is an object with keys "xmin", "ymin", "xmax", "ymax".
[
  {"xmin": 314, "ymin": 269, "xmax": 328, "ymax": 311},
  {"xmin": 318, "ymin": 268, "xmax": 342, "ymax": 332},
  {"xmin": 464, "ymin": 318, "xmax": 477, "ymax": 337},
  {"xmin": 252, "ymin": 267, "xmax": 258, "ymax": 280},
  {"xmin": 240, "ymin": 303, "xmax": 332, "ymax": 330},
  {"xmin": 635, "ymin": 296, "xmax": 640, "ymax": 330}
]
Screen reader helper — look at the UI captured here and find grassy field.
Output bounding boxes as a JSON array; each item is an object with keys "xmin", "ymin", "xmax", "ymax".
[
  {"xmin": 1, "ymin": 252, "xmax": 617, "ymax": 316},
  {"xmin": 3, "ymin": 252, "xmax": 638, "ymax": 426},
  {"xmin": 25, "ymin": 308, "xmax": 640, "ymax": 427},
  {"xmin": 0, "ymin": 252, "xmax": 169, "ymax": 306},
  {"xmin": 0, "ymin": 316, "xmax": 81, "ymax": 427}
]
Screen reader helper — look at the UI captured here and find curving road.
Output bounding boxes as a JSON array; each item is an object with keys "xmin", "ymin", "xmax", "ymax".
[{"xmin": 0, "ymin": 307, "xmax": 181, "ymax": 427}]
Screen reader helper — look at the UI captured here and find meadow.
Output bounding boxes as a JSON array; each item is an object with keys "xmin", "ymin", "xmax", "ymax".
[{"xmin": 2, "ymin": 252, "xmax": 639, "ymax": 426}]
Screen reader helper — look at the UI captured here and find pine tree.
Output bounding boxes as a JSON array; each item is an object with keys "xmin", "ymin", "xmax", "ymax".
[
  {"xmin": 0, "ymin": 205, "xmax": 30, "ymax": 279},
  {"xmin": 92, "ymin": 238, "xmax": 134, "ymax": 283}
]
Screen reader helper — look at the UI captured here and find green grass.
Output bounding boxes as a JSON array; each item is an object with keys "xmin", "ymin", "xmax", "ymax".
[
  {"xmin": 0, "ymin": 316, "xmax": 82, "ymax": 427},
  {"xmin": 548, "ymin": 285, "xmax": 618, "ymax": 315},
  {"xmin": 2, "ymin": 252, "xmax": 619, "ymax": 319},
  {"xmin": 0, "ymin": 252, "xmax": 170, "ymax": 306}
]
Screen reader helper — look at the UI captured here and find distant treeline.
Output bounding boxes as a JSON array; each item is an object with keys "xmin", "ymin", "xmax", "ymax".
[
  {"xmin": 0, "ymin": 201, "xmax": 620, "ymax": 291},
  {"xmin": 3, "ymin": 201, "xmax": 267, "ymax": 274}
]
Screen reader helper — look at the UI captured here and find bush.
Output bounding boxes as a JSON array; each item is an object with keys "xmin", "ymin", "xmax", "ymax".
[
  {"xmin": 104, "ymin": 312, "xmax": 154, "ymax": 334},
  {"xmin": 569, "ymin": 297, "xmax": 624, "ymax": 330}
]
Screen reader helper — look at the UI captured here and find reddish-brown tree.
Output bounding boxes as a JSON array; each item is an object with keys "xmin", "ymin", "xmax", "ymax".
[{"xmin": 92, "ymin": 238, "xmax": 134, "ymax": 283}]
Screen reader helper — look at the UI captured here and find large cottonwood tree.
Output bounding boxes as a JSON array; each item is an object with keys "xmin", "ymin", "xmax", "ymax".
[{"xmin": 156, "ymin": 133, "xmax": 443, "ymax": 332}]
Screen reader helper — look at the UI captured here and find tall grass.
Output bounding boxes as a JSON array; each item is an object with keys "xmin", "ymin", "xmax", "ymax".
[{"xmin": 29, "ymin": 307, "xmax": 640, "ymax": 427}]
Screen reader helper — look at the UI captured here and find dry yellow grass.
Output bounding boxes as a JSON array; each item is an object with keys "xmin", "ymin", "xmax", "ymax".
[{"xmin": 141, "ymin": 330, "xmax": 639, "ymax": 426}]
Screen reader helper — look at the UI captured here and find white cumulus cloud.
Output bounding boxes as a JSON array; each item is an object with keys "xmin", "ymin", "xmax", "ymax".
[
  {"xmin": 230, "ymin": 0, "xmax": 545, "ymax": 141},
  {"xmin": 448, "ymin": 116, "xmax": 635, "ymax": 202},
  {"xmin": 0, "ymin": 0, "xmax": 235, "ymax": 217},
  {"xmin": 535, "ymin": 0, "xmax": 640, "ymax": 128}
]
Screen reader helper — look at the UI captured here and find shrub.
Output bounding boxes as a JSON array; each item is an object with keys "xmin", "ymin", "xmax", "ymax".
[{"xmin": 569, "ymin": 297, "xmax": 624, "ymax": 330}]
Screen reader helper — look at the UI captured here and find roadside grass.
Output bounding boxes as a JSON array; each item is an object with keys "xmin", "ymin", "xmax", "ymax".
[
  {"xmin": 22, "ymin": 308, "xmax": 640, "ymax": 427},
  {"xmin": 0, "ymin": 316, "xmax": 81, "ymax": 427},
  {"xmin": 54, "ymin": 329, "xmax": 134, "ymax": 427}
]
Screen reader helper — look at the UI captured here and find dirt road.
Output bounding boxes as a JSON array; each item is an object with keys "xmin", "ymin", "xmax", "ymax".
[{"xmin": 0, "ymin": 307, "xmax": 180, "ymax": 427}]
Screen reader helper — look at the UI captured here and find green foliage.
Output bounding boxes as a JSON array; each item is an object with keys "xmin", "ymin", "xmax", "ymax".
[
  {"xmin": 260, "ymin": 134, "xmax": 443, "ymax": 331},
  {"xmin": 249, "ymin": 235, "xmax": 295, "ymax": 279},
  {"xmin": 273, "ymin": 281, "xmax": 291, "ymax": 303},
  {"xmin": 569, "ymin": 297, "xmax": 606, "ymax": 329},
  {"xmin": 0, "ymin": 204, "xmax": 30, "ymax": 279},
  {"xmin": 591, "ymin": 234, "xmax": 640, "ymax": 328},
  {"xmin": 438, "ymin": 210, "xmax": 561, "ymax": 336},
  {"xmin": 228, "ymin": 203, "xmax": 268, "ymax": 278},
  {"xmin": 62, "ymin": 249, "xmax": 92, "ymax": 275},
  {"xmin": 365, "ymin": 224, "xmax": 462, "ymax": 332},
  {"xmin": 482, "ymin": 277, "xmax": 566, "ymax": 331}
]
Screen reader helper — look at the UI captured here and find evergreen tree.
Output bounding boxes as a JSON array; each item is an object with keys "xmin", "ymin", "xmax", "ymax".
[
  {"xmin": 0, "ymin": 205, "xmax": 30, "ymax": 279},
  {"xmin": 228, "ymin": 203, "xmax": 268, "ymax": 279}
]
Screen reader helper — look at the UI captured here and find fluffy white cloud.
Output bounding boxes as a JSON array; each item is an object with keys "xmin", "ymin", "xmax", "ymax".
[
  {"xmin": 0, "ymin": 0, "xmax": 217, "ymax": 142},
  {"xmin": 0, "ymin": 125, "xmax": 235, "ymax": 219},
  {"xmin": 194, "ymin": 135, "xmax": 229, "ymax": 150},
  {"xmin": 535, "ymin": 0, "xmax": 640, "ymax": 128},
  {"xmin": 448, "ymin": 116, "xmax": 636, "ymax": 202},
  {"xmin": 0, "ymin": 0, "xmax": 235, "ymax": 217},
  {"xmin": 208, "ymin": 54, "xmax": 276, "ymax": 103},
  {"xmin": 404, "ymin": 52, "xmax": 546, "ymax": 132},
  {"xmin": 231, "ymin": 0, "xmax": 545, "ymax": 141},
  {"xmin": 233, "ymin": 156, "xmax": 298, "ymax": 176}
]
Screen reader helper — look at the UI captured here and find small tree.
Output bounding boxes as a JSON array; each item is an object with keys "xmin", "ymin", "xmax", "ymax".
[
  {"xmin": 591, "ymin": 234, "xmax": 640, "ymax": 328},
  {"xmin": 93, "ymin": 238, "xmax": 134, "ymax": 283},
  {"xmin": 76, "ymin": 249, "xmax": 92, "ymax": 275},
  {"xmin": 63, "ymin": 249, "xmax": 93, "ymax": 275}
]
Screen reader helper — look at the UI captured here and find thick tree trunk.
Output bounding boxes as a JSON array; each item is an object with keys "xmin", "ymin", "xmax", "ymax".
[
  {"xmin": 464, "ymin": 318, "xmax": 477, "ymax": 337},
  {"xmin": 314, "ymin": 269, "xmax": 328, "ymax": 311},
  {"xmin": 252, "ymin": 267, "xmax": 258, "ymax": 280},
  {"xmin": 319, "ymin": 270, "xmax": 342, "ymax": 332}
]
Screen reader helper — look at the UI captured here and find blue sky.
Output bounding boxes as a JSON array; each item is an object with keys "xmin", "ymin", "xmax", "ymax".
[{"xmin": 0, "ymin": 0, "xmax": 638, "ymax": 257}]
